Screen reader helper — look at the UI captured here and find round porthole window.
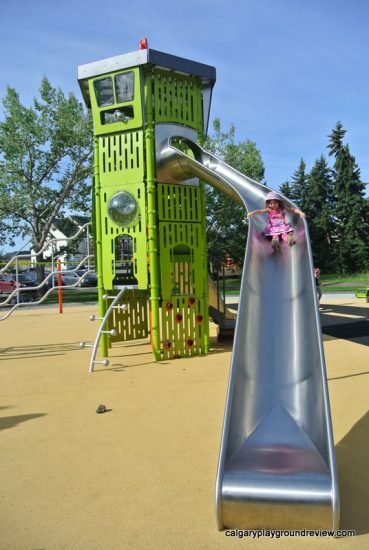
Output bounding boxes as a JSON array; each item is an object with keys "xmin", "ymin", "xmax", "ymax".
[{"xmin": 107, "ymin": 191, "xmax": 139, "ymax": 227}]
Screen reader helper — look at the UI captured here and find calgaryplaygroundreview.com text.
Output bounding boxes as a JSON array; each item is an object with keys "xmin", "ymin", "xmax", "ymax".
[{"xmin": 224, "ymin": 529, "xmax": 356, "ymax": 539}]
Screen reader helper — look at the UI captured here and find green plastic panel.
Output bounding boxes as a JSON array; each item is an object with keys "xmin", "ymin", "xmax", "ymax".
[
  {"xmin": 158, "ymin": 222, "xmax": 205, "ymax": 300},
  {"xmin": 152, "ymin": 69, "xmax": 202, "ymax": 129},
  {"xmin": 99, "ymin": 181, "xmax": 147, "ymax": 290},
  {"xmin": 157, "ymin": 183, "xmax": 202, "ymax": 222},
  {"xmin": 98, "ymin": 131, "xmax": 145, "ymax": 186},
  {"xmin": 161, "ymin": 296, "xmax": 206, "ymax": 359},
  {"xmin": 96, "ymin": 129, "xmax": 148, "ymax": 290},
  {"xmin": 110, "ymin": 289, "xmax": 149, "ymax": 343}
]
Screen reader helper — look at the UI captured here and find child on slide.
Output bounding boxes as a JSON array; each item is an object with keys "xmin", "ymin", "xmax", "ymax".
[{"xmin": 247, "ymin": 191, "xmax": 305, "ymax": 252}]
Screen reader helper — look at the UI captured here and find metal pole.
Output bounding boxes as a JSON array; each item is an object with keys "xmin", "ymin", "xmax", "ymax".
[
  {"xmin": 15, "ymin": 257, "xmax": 20, "ymax": 304},
  {"xmin": 93, "ymin": 137, "xmax": 108, "ymax": 357},
  {"xmin": 199, "ymin": 180, "xmax": 209, "ymax": 353}
]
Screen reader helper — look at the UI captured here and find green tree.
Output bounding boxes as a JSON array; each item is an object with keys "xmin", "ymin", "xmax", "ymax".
[
  {"xmin": 289, "ymin": 158, "xmax": 308, "ymax": 209},
  {"xmin": 0, "ymin": 77, "xmax": 93, "ymax": 282},
  {"xmin": 279, "ymin": 180, "xmax": 293, "ymax": 199},
  {"xmin": 304, "ymin": 155, "xmax": 335, "ymax": 271},
  {"xmin": 327, "ymin": 122, "xmax": 369, "ymax": 272},
  {"xmin": 203, "ymin": 118, "xmax": 265, "ymax": 269}
]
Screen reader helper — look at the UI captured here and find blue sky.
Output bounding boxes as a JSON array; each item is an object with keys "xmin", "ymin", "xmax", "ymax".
[{"xmin": 1, "ymin": 0, "xmax": 369, "ymax": 249}]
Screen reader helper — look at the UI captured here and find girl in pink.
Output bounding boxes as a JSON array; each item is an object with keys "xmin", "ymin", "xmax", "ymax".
[{"xmin": 247, "ymin": 191, "xmax": 305, "ymax": 252}]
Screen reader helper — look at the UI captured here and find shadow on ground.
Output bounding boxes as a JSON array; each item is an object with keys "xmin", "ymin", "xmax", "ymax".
[
  {"xmin": 320, "ymin": 302, "xmax": 369, "ymax": 346},
  {"xmin": 0, "ymin": 413, "xmax": 46, "ymax": 432},
  {"xmin": 0, "ymin": 342, "xmax": 83, "ymax": 361},
  {"xmin": 336, "ymin": 410, "xmax": 369, "ymax": 534}
]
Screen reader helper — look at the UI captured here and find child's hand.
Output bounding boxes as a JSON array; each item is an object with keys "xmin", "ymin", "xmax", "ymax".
[
  {"xmin": 298, "ymin": 210, "xmax": 306, "ymax": 218},
  {"xmin": 247, "ymin": 212, "xmax": 254, "ymax": 218}
]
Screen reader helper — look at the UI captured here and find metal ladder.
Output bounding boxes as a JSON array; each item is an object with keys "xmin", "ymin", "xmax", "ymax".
[{"xmin": 80, "ymin": 286, "xmax": 136, "ymax": 373}]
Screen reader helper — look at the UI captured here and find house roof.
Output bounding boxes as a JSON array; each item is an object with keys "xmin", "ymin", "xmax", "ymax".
[{"xmin": 52, "ymin": 216, "xmax": 90, "ymax": 238}]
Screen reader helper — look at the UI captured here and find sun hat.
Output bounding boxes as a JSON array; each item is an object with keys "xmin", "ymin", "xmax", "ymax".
[{"xmin": 265, "ymin": 191, "xmax": 282, "ymax": 202}]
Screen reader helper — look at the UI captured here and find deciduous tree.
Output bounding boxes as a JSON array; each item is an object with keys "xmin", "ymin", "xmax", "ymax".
[
  {"xmin": 0, "ymin": 78, "xmax": 93, "ymax": 282},
  {"xmin": 204, "ymin": 118, "xmax": 265, "ymax": 269}
]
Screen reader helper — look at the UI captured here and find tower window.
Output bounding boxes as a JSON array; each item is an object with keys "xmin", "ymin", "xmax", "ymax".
[
  {"xmin": 115, "ymin": 72, "xmax": 134, "ymax": 103},
  {"xmin": 94, "ymin": 77, "xmax": 114, "ymax": 107}
]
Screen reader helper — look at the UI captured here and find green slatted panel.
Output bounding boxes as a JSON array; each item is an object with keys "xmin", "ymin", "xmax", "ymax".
[
  {"xmin": 99, "ymin": 131, "xmax": 144, "ymax": 185},
  {"xmin": 157, "ymin": 184, "xmax": 202, "ymax": 222},
  {"xmin": 159, "ymin": 222, "xmax": 205, "ymax": 300},
  {"xmin": 153, "ymin": 70, "xmax": 202, "ymax": 129},
  {"xmin": 110, "ymin": 290, "xmax": 149, "ymax": 343},
  {"xmin": 156, "ymin": 178, "xmax": 208, "ymax": 358},
  {"xmin": 97, "ymin": 130, "xmax": 148, "ymax": 290},
  {"xmin": 100, "ymin": 182, "xmax": 147, "ymax": 290},
  {"xmin": 158, "ymin": 220, "xmax": 207, "ymax": 358}
]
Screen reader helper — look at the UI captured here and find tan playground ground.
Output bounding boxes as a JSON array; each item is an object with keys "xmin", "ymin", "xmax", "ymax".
[{"xmin": 0, "ymin": 295, "xmax": 368, "ymax": 549}]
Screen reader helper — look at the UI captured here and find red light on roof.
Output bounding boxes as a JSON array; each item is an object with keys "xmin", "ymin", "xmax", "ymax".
[{"xmin": 139, "ymin": 38, "xmax": 148, "ymax": 50}]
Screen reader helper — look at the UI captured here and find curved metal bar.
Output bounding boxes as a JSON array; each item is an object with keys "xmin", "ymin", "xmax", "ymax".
[
  {"xmin": 88, "ymin": 286, "xmax": 130, "ymax": 373},
  {"xmin": 0, "ymin": 223, "xmax": 92, "ymax": 274},
  {"xmin": 156, "ymin": 129, "xmax": 339, "ymax": 531},
  {"xmin": 0, "ymin": 256, "xmax": 95, "ymax": 305},
  {"xmin": 0, "ymin": 270, "xmax": 97, "ymax": 321}
]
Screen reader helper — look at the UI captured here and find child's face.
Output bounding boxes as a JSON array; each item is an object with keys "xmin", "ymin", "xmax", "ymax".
[{"xmin": 267, "ymin": 199, "xmax": 280, "ymax": 210}]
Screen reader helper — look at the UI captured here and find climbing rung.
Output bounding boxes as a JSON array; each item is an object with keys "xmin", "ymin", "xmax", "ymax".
[
  {"xmin": 103, "ymin": 294, "xmax": 115, "ymax": 300},
  {"xmin": 101, "ymin": 328, "xmax": 117, "ymax": 336},
  {"xmin": 89, "ymin": 314, "xmax": 104, "ymax": 321},
  {"xmin": 92, "ymin": 359, "xmax": 110, "ymax": 367},
  {"xmin": 80, "ymin": 342, "xmax": 93, "ymax": 348}
]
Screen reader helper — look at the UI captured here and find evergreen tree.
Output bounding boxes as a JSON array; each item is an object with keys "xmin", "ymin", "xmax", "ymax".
[
  {"xmin": 305, "ymin": 155, "xmax": 335, "ymax": 271},
  {"xmin": 204, "ymin": 118, "xmax": 265, "ymax": 269},
  {"xmin": 327, "ymin": 122, "xmax": 369, "ymax": 272},
  {"xmin": 289, "ymin": 158, "xmax": 308, "ymax": 208},
  {"xmin": 279, "ymin": 180, "xmax": 293, "ymax": 199}
]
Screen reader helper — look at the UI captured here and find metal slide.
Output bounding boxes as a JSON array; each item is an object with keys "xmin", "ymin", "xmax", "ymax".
[{"xmin": 157, "ymin": 131, "xmax": 339, "ymax": 531}]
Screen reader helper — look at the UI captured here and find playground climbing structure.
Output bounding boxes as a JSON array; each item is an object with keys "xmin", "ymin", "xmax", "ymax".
[{"xmin": 78, "ymin": 47, "xmax": 216, "ymax": 360}]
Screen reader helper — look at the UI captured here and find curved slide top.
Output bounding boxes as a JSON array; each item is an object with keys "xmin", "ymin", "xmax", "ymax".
[{"xmin": 156, "ymin": 128, "xmax": 339, "ymax": 531}]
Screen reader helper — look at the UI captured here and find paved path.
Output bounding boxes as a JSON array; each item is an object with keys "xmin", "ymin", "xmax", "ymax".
[{"xmin": 0, "ymin": 298, "xmax": 368, "ymax": 549}]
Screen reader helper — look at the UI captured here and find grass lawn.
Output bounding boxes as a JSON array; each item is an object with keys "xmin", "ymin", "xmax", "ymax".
[
  {"xmin": 35, "ymin": 273, "xmax": 369, "ymax": 304},
  {"xmin": 222, "ymin": 273, "xmax": 369, "ymax": 295},
  {"xmin": 320, "ymin": 273, "xmax": 369, "ymax": 293},
  {"xmin": 42, "ymin": 288, "xmax": 98, "ymax": 304}
]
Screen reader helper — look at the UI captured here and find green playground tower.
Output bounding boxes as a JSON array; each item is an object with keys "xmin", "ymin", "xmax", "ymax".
[{"xmin": 78, "ymin": 45, "xmax": 216, "ymax": 360}]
